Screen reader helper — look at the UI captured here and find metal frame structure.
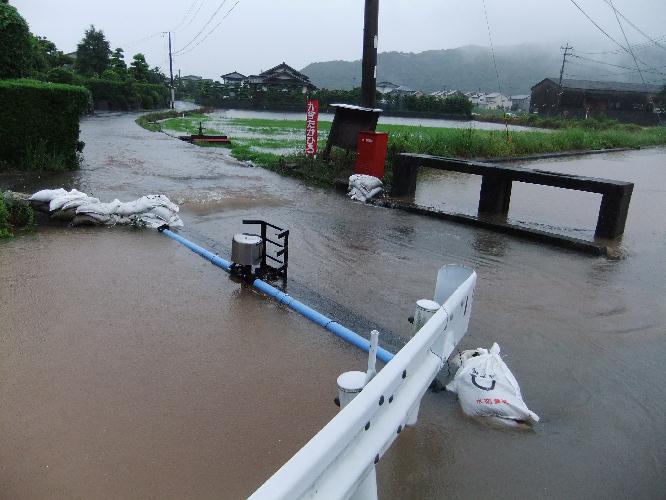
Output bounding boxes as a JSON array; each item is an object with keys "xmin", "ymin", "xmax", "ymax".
[{"xmin": 242, "ymin": 219, "xmax": 289, "ymax": 281}]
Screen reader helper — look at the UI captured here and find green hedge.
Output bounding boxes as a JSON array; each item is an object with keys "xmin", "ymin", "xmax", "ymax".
[
  {"xmin": 0, "ymin": 79, "xmax": 90, "ymax": 171},
  {"xmin": 83, "ymin": 78, "xmax": 169, "ymax": 110}
]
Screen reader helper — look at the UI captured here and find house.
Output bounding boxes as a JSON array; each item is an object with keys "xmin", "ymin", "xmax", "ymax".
[
  {"xmin": 221, "ymin": 71, "xmax": 246, "ymax": 86},
  {"xmin": 377, "ymin": 81, "xmax": 400, "ymax": 94},
  {"xmin": 244, "ymin": 62, "xmax": 317, "ymax": 93},
  {"xmin": 478, "ymin": 92, "xmax": 511, "ymax": 110},
  {"xmin": 180, "ymin": 75, "xmax": 203, "ymax": 82},
  {"xmin": 511, "ymin": 95, "xmax": 531, "ymax": 112},
  {"xmin": 529, "ymin": 77, "xmax": 662, "ymax": 124}
]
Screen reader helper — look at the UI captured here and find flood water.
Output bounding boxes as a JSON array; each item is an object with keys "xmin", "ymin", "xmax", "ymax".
[
  {"xmin": 1, "ymin": 109, "xmax": 664, "ymax": 499},
  {"xmin": 211, "ymin": 108, "xmax": 545, "ymax": 132}
]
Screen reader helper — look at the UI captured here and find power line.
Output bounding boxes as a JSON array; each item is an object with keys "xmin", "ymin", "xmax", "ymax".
[
  {"xmin": 182, "ymin": 0, "xmax": 206, "ymax": 31},
  {"xmin": 600, "ymin": 0, "xmax": 666, "ymax": 52},
  {"xmin": 607, "ymin": 0, "xmax": 644, "ymax": 83},
  {"xmin": 174, "ymin": 0, "xmax": 229, "ymax": 55},
  {"xmin": 172, "ymin": 0, "xmax": 200, "ymax": 32},
  {"xmin": 574, "ymin": 35, "xmax": 666, "ymax": 55},
  {"xmin": 570, "ymin": 53, "xmax": 663, "ymax": 75},
  {"xmin": 175, "ymin": 1, "xmax": 241, "ymax": 57},
  {"xmin": 568, "ymin": 0, "xmax": 665, "ymax": 77},
  {"xmin": 481, "ymin": 0, "xmax": 502, "ymax": 95},
  {"xmin": 123, "ymin": 31, "xmax": 162, "ymax": 50}
]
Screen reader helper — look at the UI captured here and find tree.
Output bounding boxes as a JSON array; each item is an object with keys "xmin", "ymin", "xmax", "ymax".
[
  {"xmin": 75, "ymin": 25, "xmax": 111, "ymax": 76},
  {"xmin": 129, "ymin": 53, "xmax": 149, "ymax": 82},
  {"xmin": 32, "ymin": 35, "xmax": 68, "ymax": 73},
  {"xmin": 146, "ymin": 66, "xmax": 167, "ymax": 85},
  {"xmin": 109, "ymin": 47, "xmax": 127, "ymax": 75},
  {"xmin": 0, "ymin": 2, "xmax": 34, "ymax": 78}
]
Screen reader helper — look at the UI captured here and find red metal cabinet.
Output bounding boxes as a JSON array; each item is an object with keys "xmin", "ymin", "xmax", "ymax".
[{"xmin": 355, "ymin": 131, "xmax": 389, "ymax": 179}]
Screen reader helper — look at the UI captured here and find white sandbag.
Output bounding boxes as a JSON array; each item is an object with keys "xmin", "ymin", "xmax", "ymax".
[
  {"xmin": 138, "ymin": 213, "xmax": 183, "ymax": 229},
  {"xmin": 349, "ymin": 174, "xmax": 383, "ymax": 190},
  {"xmin": 146, "ymin": 205, "xmax": 177, "ymax": 222},
  {"xmin": 61, "ymin": 196, "xmax": 100, "ymax": 210},
  {"xmin": 76, "ymin": 199, "xmax": 122, "ymax": 216},
  {"xmin": 348, "ymin": 174, "xmax": 383, "ymax": 202},
  {"xmin": 31, "ymin": 188, "xmax": 184, "ymax": 229},
  {"xmin": 72, "ymin": 213, "xmax": 112, "ymax": 226},
  {"xmin": 115, "ymin": 194, "xmax": 179, "ymax": 216},
  {"xmin": 446, "ymin": 343, "xmax": 539, "ymax": 427},
  {"xmin": 30, "ymin": 188, "xmax": 67, "ymax": 203},
  {"xmin": 49, "ymin": 189, "xmax": 89, "ymax": 212}
]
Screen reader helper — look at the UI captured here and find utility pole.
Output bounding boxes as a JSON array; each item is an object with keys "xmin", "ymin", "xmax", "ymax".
[
  {"xmin": 361, "ymin": 0, "xmax": 379, "ymax": 108},
  {"xmin": 168, "ymin": 31, "xmax": 175, "ymax": 109},
  {"xmin": 557, "ymin": 44, "xmax": 573, "ymax": 113}
]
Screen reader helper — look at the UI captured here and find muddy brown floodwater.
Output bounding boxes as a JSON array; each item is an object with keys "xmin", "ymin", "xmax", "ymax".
[{"xmin": 1, "ymin": 109, "xmax": 665, "ymax": 499}]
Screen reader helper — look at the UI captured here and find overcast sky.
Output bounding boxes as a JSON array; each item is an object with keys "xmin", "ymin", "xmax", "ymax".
[{"xmin": 13, "ymin": 0, "xmax": 666, "ymax": 79}]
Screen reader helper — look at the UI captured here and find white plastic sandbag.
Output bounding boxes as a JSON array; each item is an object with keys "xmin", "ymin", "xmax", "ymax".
[
  {"xmin": 29, "ymin": 188, "xmax": 67, "ymax": 203},
  {"xmin": 446, "ymin": 343, "xmax": 539, "ymax": 427},
  {"xmin": 348, "ymin": 174, "xmax": 383, "ymax": 202},
  {"xmin": 49, "ymin": 189, "xmax": 89, "ymax": 212}
]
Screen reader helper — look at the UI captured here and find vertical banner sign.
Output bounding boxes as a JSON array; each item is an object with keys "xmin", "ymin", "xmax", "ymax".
[{"xmin": 305, "ymin": 99, "xmax": 319, "ymax": 157}]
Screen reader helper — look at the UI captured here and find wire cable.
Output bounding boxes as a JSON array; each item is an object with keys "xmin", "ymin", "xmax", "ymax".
[
  {"xmin": 600, "ymin": 0, "xmax": 666, "ymax": 52},
  {"xmin": 172, "ymin": 0, "xmax": 200, "ymax": 32},
  {"xmin": 175, "ymin": 1, "xmax": 241, "ymax": 57},
  {"xmin": 570, "ymin": 53, "xmax": 663, "ymax": 75},
  {"xmin": 481, "ymin": 0, "xmax": 503, "ymax": 96},
  {"xmin": 607, "ymin": 0, "xmax": 644, "ymax": 83},
  {"xmin": 568, "ymin": 0, "xmax": 665, "ymax": 76},
  {"xmin": 174, "ymin": 0, "xmax": 228, "ymax": 55}
]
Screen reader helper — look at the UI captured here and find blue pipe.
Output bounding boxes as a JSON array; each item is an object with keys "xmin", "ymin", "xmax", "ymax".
[
  {"xmin": 160, "ymin": 228, "xmax": 394, "ymax": 363},
  {"xmin": 162, "ymin": 229, "xmax": 231, "ymax": 271}
]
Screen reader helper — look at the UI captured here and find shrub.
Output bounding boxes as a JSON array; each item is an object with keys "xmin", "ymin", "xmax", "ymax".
[
  {"xmin": 0, "ymin": 2, "xmax": 34, "ymax": 78},
  {"xmin": 82, "ymin": 78, "xmax": 169, "ymax": 110},
  {"xmin": 0, "ymin": 79, "xmax": 90, "ymax": 171},
  {"xmin": 0, "ymin": 195, "xmax": 11, "ymax": 238}
]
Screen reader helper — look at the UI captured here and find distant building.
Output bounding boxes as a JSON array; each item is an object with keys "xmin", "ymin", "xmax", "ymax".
[
  {"xmin": 478, "ymin": 92, "xmax": 511, "ymax": 110},
  {"xmin": 244, "ymin": 62, "xmax": 317, "ymax": 93},
  {"xmin": 430, "ymin": 90, "xmax": 462, "ymax": 99},
  {"xmin": 511, "ymin": 94, "xmax": 531, "ymax": 112},
  {"xmin": 377, "ymin": 81, "xmax": 400, "ymax": 94},
  {"xmin": 530, "ymin": 77, "xmax": 661, "ymax": 124},
  {"xmin": 220, "ymin": 71, "xmax": 246, "ymax": 86},
  {"xmin": 180, "ymin": 75, "xmax": 203, "ymax": 82}
]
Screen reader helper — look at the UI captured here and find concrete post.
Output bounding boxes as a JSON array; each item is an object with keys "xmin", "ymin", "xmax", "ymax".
[
  {"xmin": 595, "ymin": 185, "xmax": 633, "ymax": 239},
  {"xmin": 391, "ymin": 156, "xmax": 419, "ymax": 197},
  {"xmin": 478, "ymin": 175, "xmax": 512, "ymax": 215}
]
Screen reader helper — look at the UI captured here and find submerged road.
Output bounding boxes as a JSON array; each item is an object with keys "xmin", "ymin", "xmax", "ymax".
[{"xmin": 1, "ymin": 109, "xmax": 665, "ymax": 499}]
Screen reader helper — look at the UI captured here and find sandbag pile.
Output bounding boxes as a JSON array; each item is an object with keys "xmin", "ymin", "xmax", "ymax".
[
  {"xmin": 29, "ymin": 189, "xmax": 184, "ymax": 228},
  {"xmin": 446, "ymin": 343, "xmax": 540, "ymax": 429},
  {"xmin": 348, "ymin": 174, "xmax": 383, "ymax": 202}
]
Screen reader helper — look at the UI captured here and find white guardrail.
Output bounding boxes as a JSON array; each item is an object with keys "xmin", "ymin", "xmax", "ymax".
[{"xmin": 250, "ymin": 265, "xmax": 477, "ymax": 500}]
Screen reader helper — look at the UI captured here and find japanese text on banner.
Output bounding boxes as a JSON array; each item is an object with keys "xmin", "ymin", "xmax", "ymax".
[{"xmin": 305, "ymin": 99, "xmax": 319, "ymax": 156}]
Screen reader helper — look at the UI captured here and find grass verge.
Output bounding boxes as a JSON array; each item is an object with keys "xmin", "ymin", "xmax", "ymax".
[{"xmin": 139, "ymin": 112, "xmax": 666, "ymax": 187}]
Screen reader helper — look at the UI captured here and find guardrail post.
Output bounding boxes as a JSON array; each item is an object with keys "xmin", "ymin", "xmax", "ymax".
[
  {"xmin": 478, "ymin": 175, "xmax": 512, "ymax": 215},
  {"xmin": 392, "ymin": 155, "xmax": 419, "ymax": 197},
  {"xmin": 595, "ymin": 185, "xmax": 633, "ymax": 239}
]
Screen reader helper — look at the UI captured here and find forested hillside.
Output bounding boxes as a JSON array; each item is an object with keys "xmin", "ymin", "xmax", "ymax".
[{"xmin": 301, "ymin": 44, "xmax": 666, "ymax": 95}]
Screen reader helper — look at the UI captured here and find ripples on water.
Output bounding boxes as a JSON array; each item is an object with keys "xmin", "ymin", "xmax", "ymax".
[{"xmin": 1, "ymin": 111, "xmax": 664, "ymax": 499}]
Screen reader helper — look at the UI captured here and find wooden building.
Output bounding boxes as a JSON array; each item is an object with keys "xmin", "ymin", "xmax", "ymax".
[
  {"xmin": 245, "ymin": 63, "xmax": 316, "ymax": 93},
  {"xmin": 530, "ymin": 77, "xmax": 662, "ymax": 124},
  {"xmin": 221, "ymin": 71, "xmax": 246, "ymax": 86}
]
